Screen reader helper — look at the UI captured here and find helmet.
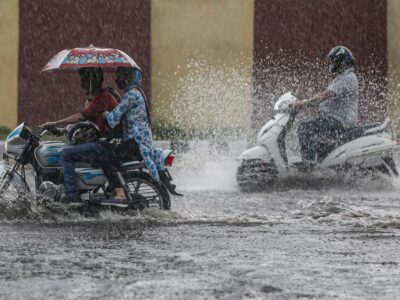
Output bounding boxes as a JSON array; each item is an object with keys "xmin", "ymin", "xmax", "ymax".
[
  {"xmin": 78, "ymin": 67, "xmax": 104, "ymax": 84},
  {"xmin": 65, "ymin": 122, "xmax": 100, "ymax": 145},
  {"xmin": 115, "ymin": 67, "xmax": 142, "ymax": 90},
  {"xmin": 79, "ymin": 67, "xmax": 104, "ymax": 95},
  {"xmin": 328, "ymin": 46, "xmax": 354, "ymax": 73}
]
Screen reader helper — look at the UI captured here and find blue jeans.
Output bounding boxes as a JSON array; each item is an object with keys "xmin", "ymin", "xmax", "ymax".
[
  {"xmin": 60, "ymin": 142, "xmax": 107, "ymax": 199},
  {"xmin": 298, "ymin": 116, "xmax": 344, "ymax": 162}
]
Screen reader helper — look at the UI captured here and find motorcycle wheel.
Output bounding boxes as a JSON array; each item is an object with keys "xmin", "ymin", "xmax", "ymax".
[
  {"xmin": 124, "ymin": 172, "xmax": 171, "ymax": 210},
  {"xmin": 353, "ymin": 155, "xmax": 399, "ymax": 178},
  {"xmin": 236, "ymin": 159, "xmax": 277, "ymax": 192},
  {"xmin": 381, "ymin": 156, "xmax": 399, "ymax": 176},
  {"xmin": 0, "ymin": 170, "xmax": 30, "ymax": 215}
]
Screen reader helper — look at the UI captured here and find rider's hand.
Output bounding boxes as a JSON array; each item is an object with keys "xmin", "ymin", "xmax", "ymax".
[
  {"xmin": 46, "ymin": 127, "xmax": 63, "ymax": 136},
  {"xmin": 291, "ymin": 100, "xmax": 305, "ymax": 111},
  {"xmin": 39, "ymin": 121, "xmax": 58, "ymax": 129},
  {"xmin": 56, "ymin": 127, "xmax": 66, "ymax": 134},
  {"xmin": 52, "ymin": 127, "xmax": 66, "ymax": 136}
]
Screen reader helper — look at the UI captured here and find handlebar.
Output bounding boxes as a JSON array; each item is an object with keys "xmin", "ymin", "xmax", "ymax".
[
  {"xmin": 31, "ymin": 127, "xmax": 62, "ymax": 138},
  {"xmin": 31, "ymin": 127, "xmax": 47, "ymax": 137}
]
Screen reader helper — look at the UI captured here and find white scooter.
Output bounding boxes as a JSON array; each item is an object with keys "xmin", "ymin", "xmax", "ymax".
[{"xmin": 236, "ymin": 92, "xmax": 400, "ymax": 190}]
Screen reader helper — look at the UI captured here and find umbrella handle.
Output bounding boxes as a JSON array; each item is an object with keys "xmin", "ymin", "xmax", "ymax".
[{"xmin": 89, "ymin": 72, "xmax": 92, "ymax": 99}]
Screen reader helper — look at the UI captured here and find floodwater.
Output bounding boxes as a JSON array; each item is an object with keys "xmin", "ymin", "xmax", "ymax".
[{"xmin": 1, "ymin": 142, "xmax": 400, "ymax": 299}]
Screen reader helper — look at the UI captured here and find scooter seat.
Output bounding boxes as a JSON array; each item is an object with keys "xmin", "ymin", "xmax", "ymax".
[
  {"xmin": 360, "ymin": 122, "xmax": 382, "ymax": 131},
  {"xmin": 360, "ymin": 118, "xmax": 388, "ymax": 135},
  {"xmin": 338, "ymin": 118, "xmax": 388, "ymax": 143},
  {"xmin": 337, "ymin": 127, "xmax": 364, "ymax": 143},
  {"xmin": 317, "ymin": 118, "xmax": 389, "ymax": 161}
]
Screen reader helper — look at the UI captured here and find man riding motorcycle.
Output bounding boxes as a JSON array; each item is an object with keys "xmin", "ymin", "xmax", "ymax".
[
  {"xmin": 40, "ymin": 67, "xmax": 119, "ymax": 206},
  {"xmin": 293, "ymin": 46, "xmax": 359, "ymax": 165}
]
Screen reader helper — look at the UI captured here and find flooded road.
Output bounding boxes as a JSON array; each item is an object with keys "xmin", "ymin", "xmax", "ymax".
[{"xmin": 1, "ymin": 144, "xmax": 400, "ymax": 299}]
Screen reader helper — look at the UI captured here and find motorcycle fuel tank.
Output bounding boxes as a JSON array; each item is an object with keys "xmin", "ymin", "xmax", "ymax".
[{"xmin": 34, "ymin": 142, "xmax": 66, "ymax": 168}]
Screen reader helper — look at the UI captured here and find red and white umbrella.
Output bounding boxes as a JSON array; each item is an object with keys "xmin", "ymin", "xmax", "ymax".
[{"xmin": 42, "ymin": 44, "xmax": 141, "ymax": 72}]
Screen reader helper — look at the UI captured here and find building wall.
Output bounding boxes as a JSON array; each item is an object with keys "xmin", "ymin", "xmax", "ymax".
[
  {"xmin": 387, "ymin": 0, "xmax": 400, "ymax": 130},
  {"xmin": 0, "ymin": 1, "xmax": 397, "ymax": 133},
  {"xmin": 18, "ymin": 0, "xmax": 151, "ymax": 128},
  {"xmin": 0, "ymin": 0, "xmax": 19, "ymax": 129},
  {"xmin": 151, "ymin": 0, "xmax": 254, "ymax": 133}
]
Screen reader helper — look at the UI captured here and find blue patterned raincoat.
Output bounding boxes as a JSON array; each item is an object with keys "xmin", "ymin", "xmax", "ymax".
[{"xmin": 105, "ymin": 84, "xmax": 164, "ymax": 181}]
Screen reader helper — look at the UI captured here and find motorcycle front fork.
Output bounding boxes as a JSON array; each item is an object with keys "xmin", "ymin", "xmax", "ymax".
[{"xmin": 0, "ymin": 162, "xmax": 21, "ymax": 196}]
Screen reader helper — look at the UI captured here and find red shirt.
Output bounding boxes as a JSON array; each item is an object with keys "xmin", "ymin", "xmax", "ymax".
[{"xmin": 81, "ymin": 90, "xmax": 118, "ymax": 134}]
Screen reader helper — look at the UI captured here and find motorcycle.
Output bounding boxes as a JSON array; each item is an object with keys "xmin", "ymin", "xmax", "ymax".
[
  {"xmin": 0, "ymin": 122, "xmax": 181, "ymax": 211},
  {"xmin": 236, "ymin": 92, "xmax": 400, "ymax": 191}
]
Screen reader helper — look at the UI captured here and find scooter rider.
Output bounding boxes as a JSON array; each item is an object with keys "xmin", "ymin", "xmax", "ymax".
[
  {"xmin": 100, "ymin": 66, "xmax": 165, "ymax": 207},
  {"xmin": 293, "ymin": 46, "xmax": 359, "ymax": 164},
  {"xmin": 40, "ymin": 67, "xmax": 119, "ymax": 206}
]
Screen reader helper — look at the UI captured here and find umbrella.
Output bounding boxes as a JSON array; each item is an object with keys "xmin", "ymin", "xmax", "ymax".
[{"xmin": 42, "ymin": 44, "xmax": 141, "ymax": 72}]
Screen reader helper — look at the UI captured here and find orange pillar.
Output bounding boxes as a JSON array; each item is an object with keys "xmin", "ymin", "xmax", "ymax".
[
  {"xmin": 387, "ymin": 0, "xmax": 400, "ymax": 130},
  {"xmin": 0, "ymin": 0, "xmax": 19, "ymax": 129},
  {"xmin": 151, "ymin": 0, "xmax": 254, "ymax": 136}
]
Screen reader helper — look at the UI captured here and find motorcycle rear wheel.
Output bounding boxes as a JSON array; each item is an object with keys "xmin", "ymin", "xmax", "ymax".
[{"xmin": 124, "ymin": 172, "xmax": 171, "ymax": 210}]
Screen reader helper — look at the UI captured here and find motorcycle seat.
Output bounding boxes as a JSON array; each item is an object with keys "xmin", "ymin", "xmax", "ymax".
[
  {"xmin": 75, "ymin": 162, "xmax": 94, "ymax": 168},
  {"xmin": 121, "ymin": 160, "xmax": 146, "ymax": 169},
  {"xmin": 75, "ymin": 159, "xmax": 145, "ymax": 169}
]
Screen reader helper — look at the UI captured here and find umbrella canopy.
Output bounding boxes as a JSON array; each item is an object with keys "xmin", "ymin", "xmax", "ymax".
[{"xmin": 42, "ymin": 44, "xmax": 141, "ymax": 72}]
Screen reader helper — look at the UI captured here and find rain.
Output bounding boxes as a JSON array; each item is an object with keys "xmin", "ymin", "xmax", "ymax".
[{"xmin": 1, "ymin": 0, "xmax": 400, "ymax": 299}]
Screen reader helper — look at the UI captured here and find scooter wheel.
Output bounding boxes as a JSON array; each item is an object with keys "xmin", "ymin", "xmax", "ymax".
[{"xmin": 236, "ymin": 159, "xmax": 277, "ymax": 192}]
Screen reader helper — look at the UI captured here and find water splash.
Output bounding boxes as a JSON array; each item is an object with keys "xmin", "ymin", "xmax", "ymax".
[
  {"xmin": 172, "ymin": 140, "xmax": 245, "ymax": 192},
  {"xmin": 293, "ymin": 193, "xmax": 400, "ymax": 229},
  {"xmin": 154, "ymin": 57, "xmax": 253, "ymax": 141}
]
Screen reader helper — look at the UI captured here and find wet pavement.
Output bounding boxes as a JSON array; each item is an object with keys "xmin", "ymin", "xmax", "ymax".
[{"xmin": 1, "ymin": 143, "xmax": 400, "ymax": 299}]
